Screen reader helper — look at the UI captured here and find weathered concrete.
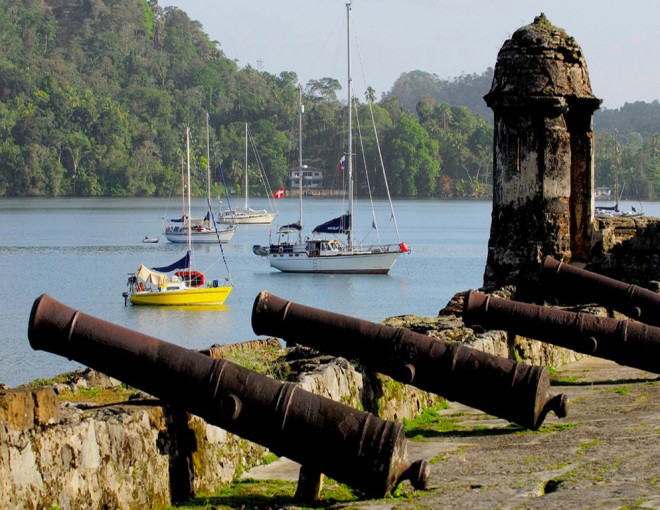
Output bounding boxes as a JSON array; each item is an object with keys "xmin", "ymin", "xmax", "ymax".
[{"xmin": 290, "ymin": 351, "xmax": 440, "ymax": 422}]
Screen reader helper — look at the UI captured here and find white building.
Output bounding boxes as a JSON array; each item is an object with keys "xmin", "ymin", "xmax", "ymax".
[{"xmin": 289, "ymin": 167, "xmax": 323, "ymax": 190}]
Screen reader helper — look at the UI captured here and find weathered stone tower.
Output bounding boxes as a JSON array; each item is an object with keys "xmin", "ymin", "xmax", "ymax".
[{"xmin": 483, "ymin": 14, "xmax": 601, "ymax": 292}]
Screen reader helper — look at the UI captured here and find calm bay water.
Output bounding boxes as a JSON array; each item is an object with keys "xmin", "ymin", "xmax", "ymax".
[{"xmin": 2, "ymin": 197, "xmax": 656, "ymax": 388}]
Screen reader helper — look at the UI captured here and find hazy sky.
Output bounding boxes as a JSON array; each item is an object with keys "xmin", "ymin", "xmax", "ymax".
[{"xmin": 161, "ymin": 1, "xmax": 659, "ymax": 110}]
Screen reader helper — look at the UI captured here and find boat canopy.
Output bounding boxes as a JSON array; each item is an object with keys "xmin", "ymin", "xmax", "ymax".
[
  {"xmin": 152, "ymin": 251, "xmax": 191, "ymax": 273},
  {"xmin": 313, "ymin": 214, "xmax": 350, "ymax": 235},
  {"xmin": 596, "ymin": 205, "xmax": 619, "ymax": 212},
  {"xmin": 137, "ymin": 264, "xmax": 166, "ymax": 287},
  {"xmin": 280, "ymin": 222, "xmax": 302, "ymax": 232}
]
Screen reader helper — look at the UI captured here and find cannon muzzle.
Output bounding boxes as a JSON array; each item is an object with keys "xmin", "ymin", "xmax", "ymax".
[
  {"xmin": 542, "ymin": 256, "xmax": 660, "ymax": 327},
  {"xmin": 251, "ymin": 291, "xmax": 568, "ymax": 430},
  {"xmin": 28, "ymin": 294, "xmax": 429, "ymax": 498},
  {"xmin": 463, "ymin": 290, "xmax": 660, "ymax": 375}
]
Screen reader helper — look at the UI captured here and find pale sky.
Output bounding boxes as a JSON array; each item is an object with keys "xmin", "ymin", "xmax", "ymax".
[{"xmin": 161, "ymin": 0, "xmax": 659, "ymax": 110}]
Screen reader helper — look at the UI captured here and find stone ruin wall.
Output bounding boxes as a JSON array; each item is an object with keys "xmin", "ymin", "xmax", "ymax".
[
  {"xmin": 588, "ymin": 216, "xmax": 660, "ymax": 288},
  {"xmin": 0, "ymin": 381, "xmax": 267, "ymax": 509}
]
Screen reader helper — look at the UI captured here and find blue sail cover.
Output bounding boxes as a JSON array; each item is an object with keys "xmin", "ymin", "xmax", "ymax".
[
  {"xmin": 170, "ymin": 215, "xmax": 186, "ymax": 223},
  {"xmin": 313, "ymin": 214, "xmax": 351, "ymax": 235},
  {"xmin": 152, "ymin": 251, "xmax": 191, "ymax": 273},
  {"xmin": 282, "ymin": 222, "xmax": 302, "ymax": 231}
]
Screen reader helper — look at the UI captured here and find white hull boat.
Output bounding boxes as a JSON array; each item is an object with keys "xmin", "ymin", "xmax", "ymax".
[
  {"xmin": 253, "ymin": 4, "xmax": 407, "ymax": 274},
  {"xmin": 268, "ymin": 241, "xmax": 401, "ymax": 274},
  {"xmin": 218, "ymin": 123, "xmax": 278, "ymax": 225},
  {"xmin": 164, "ymin": 222, "xmax": 235, "ymax": 243}
]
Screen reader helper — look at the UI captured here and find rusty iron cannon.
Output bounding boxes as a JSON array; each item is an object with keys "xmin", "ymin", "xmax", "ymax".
[
  {"xmin": 251, "ymin": 291, "xmax": 568, "ymax": 431},
  {"xmin": 542, "ymin": 255, "xmax": 660, "ymax": 327},
  {"xmin": 28, "ymin": 294, "xmax": 429, "ymax": 499},
  {"xmin": 463, "ymin": 290, "xmax": 660, "ymax": 375}
]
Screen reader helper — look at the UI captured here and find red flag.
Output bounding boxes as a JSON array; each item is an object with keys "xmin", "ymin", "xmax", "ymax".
[{"xmin": 274, "ymin": 186, "xmax": 285, "ymax": 199}]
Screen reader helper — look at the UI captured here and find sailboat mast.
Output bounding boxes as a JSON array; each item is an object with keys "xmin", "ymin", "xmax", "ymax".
[
  {"xmin": 614, "ymin": 128, "xmax": 621, "ymax": 210},
  {"xmin": 206, "ymin": 114, "xmax": 211, "ymax": 204},
  {"xmin": 180, "ymin": 156, "xmax": 185, "ymax": 218},
  {"xmin": 346, "ymin": 1, "xmax": 353, "ymax": 248},
  {"xmin": 298, "ymin": 85, "xmax": 304, "ymax": 243},
  {"xmin": 244, "ymin": 122, "xmax": 249, "ymax": 211},
  {"xmin": 186, "ymin": 127, "xmax": 192, "ymax": 253}
]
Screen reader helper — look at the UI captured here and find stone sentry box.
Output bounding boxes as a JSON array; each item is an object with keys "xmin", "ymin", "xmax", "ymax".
[{"xmin": 483, "ymin": 14, "xmax": 602, "ymax": 291}]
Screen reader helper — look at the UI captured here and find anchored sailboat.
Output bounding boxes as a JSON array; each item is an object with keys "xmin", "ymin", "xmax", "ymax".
[
  {"xmin": 124, "ymin": 128, "xmax": 233, "ymax": 306},
  {"xmin": 253, "ymin": 3, "xmax": 407, "ymax": 274},
  {"xmin": 164, "ymin": 119, "xmax": 237, "ymax": 243},
  {"xmin": 218, "ymin": 123, "xmax": 278, "ymax": 224}
]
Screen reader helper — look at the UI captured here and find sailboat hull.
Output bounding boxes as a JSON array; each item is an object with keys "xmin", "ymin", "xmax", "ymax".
[
  {"xmin": 165, "ymin": 227, "xmax": 235, "ymax": 244},
  {"xmin": 130, "ymin": 286, "xmax": 232, "ymax": 306},
  {"xmin": 220, "ymin": 123, "xmax": 278, "ymax": 225},
  {"xmin": 267, "ymin": 250, "xmax": 400, "ymax": 274},
  {"xmin": 218, "ymin": 210, "xmax": 276, "ymax": 224}
]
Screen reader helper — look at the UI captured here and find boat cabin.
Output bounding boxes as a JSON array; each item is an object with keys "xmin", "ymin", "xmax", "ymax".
[{"xmin": 306, "ymin": 239, "xmax": 342, "ymax": 257}]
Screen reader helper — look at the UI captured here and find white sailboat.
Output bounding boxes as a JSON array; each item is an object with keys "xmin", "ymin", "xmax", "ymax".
[
  {"xmin": 125, "ymin": 128, "xmax": 233, "ymax": 306},
  {"xmin": 164, "ymin": 120, "xmax": 237, "ymax": 243},
  {"xmin": 218, "ymin": 123, "xmax": 278, "ymax": 224},
  {"xmin": 163, "ymin": 212, "xmax": 236, "ymax": 243},
  {"xmin": 253, "ymin": 3, "xmax": 408, "ymax": 274}
]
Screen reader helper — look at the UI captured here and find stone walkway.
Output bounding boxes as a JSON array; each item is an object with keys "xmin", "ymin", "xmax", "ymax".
[{"xmin": 244, "ymin": 357, "xmax": 660, "ymax": 509}]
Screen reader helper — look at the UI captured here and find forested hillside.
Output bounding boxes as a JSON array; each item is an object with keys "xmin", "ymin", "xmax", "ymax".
[
  {"xmin": 0, "ymin": 0, "xmax": 492, "ymax": 198},
  {"xmin": 389, "ymin": 69, "xmax": 494, "ymax": 123},
  {"xmin": 592, "ymin": 102, "xmax": 660, "ymax": 200},
  {"xmin": 0, "ymin": 0, "xmax": 657, "ymax": 199}
]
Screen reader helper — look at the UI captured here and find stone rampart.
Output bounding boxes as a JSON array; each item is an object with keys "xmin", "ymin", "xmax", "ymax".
[{"xmin": 0, "ymin": 342, "xmax": 441, "ymax": 509}]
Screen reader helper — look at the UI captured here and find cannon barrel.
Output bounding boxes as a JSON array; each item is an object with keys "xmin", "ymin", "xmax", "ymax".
[
  {"xmin": 542, "ymin": 256, "xmax": 660, "ymax": 327},
  {"xmin": 28, "ymin": 294, "xmax": 429, "ymax": 498},
  {"xmin": 251, "ymin": 291, "xmax": 568, "ymax": 431},
  {"xmin": 463, "ymin": 290, "xmax": 660, "ymax": 375}
]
